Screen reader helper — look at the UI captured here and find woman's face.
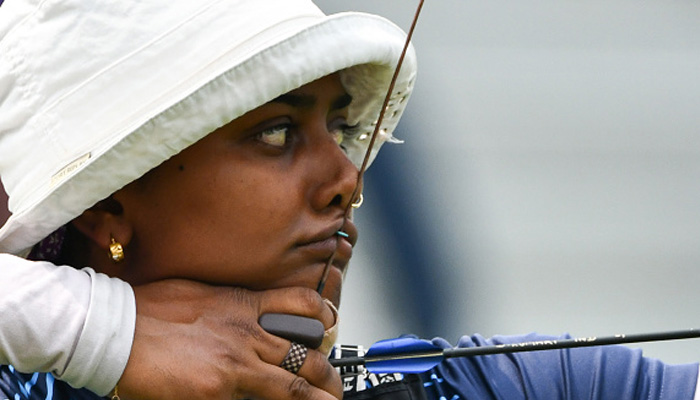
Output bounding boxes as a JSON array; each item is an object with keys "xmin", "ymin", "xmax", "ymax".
[{"xmin": 112, "ymin": 74, "xmax": 359, "ymax": 308}]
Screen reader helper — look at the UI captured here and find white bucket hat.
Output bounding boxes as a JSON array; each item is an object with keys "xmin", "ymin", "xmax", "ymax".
[{"xmin": 0, "ymin": 0, "xmax": 416, "ymax": 255}]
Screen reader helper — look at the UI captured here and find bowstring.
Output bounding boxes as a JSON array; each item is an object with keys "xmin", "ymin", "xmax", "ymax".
[{"xmin": 316, "ymin": 0, "xmax": 425, "ymax": 294}]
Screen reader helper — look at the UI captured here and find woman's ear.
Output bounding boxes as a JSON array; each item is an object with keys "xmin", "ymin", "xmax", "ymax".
[{"xmin": 71, "ymin": 196, "xmax": 133, "ymax": 251}]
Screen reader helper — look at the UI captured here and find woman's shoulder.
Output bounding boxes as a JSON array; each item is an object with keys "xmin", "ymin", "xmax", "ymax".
[{"xmin": 426, "ymin": 333, "xmax": 699, "ymax": 400}]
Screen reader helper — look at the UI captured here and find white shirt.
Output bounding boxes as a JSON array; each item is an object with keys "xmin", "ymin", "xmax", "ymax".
[{"xmin": 0, "ymin": 254, "xmax": 134, "ymax": 396}]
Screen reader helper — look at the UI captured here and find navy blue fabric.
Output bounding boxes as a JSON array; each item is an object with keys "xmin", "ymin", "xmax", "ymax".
[
  {"xmin": 420, "ymin": 333, "xmax": 699, "ymax": 400},
  {"xmin": 0, "ymin": 365, "xmax": 101, "ymax": 400},
  {"xmin": 1, "ymin": 334, "xmax": 697, "ymax": 399}
]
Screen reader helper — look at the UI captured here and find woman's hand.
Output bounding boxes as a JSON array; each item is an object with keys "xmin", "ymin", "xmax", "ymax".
[{"xmin": 117, "ymin": 279, "xmax": 342, "ymax": 400}]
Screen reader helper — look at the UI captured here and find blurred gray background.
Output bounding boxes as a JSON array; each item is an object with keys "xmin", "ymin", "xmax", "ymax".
[
  {"xmin": 1, "ymin": 0, "xmax": 698, "ymax": 365},
  {"xmin": 316, "ymin": 1, "xmax": 700, "ymax": 363}
]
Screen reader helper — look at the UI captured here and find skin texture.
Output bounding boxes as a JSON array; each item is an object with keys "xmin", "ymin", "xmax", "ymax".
[{"xmin": 72, "ymin": 74, "xmax": 360, "ymax": 399}]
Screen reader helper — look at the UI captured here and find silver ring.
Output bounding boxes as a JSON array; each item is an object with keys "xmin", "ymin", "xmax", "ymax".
[{"xmin": 280, "ymin": 342, "xmax": 308, "ymax": 374}]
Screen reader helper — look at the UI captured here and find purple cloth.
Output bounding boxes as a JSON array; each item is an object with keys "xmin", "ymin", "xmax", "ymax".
[{"xmin": 27, "ymin": 225, "xmax": 66, "ymax": 262}]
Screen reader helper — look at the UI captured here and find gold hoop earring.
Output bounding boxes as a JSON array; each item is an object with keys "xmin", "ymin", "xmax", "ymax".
[
  {"xmin": 109, "ymin": 238, "xmax": 125, "ymax": 262},
  {"xmin": 351, "ymin": 193, "xmax": 364, "ymax": 209}
]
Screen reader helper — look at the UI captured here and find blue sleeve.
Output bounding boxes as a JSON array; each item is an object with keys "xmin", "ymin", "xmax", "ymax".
[
  {"xmin": 419, "ymin": 333, "xmax": 698, "ymax": 400},
  {"xmin": 0, "ymin": 365, "xmax": 102, "ymax": 400}
]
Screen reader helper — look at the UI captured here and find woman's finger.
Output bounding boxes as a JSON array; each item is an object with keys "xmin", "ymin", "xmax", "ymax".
[
  {"xmin": 240, "ymin": 355, "xmax": 342, "ymax": 400},
  {"xmin": 258, "ymin": 286, "xmax": 336, "ymax": 331}
]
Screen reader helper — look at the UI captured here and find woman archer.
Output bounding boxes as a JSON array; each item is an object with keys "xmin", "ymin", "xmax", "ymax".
[{"xmin": 0, "ymin": 0, "xmax": 697, "ymax": 399}]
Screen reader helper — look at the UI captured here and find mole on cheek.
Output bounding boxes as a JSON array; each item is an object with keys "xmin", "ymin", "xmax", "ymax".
[{"xmin": 178, "ymin": 164, "xmax": 185, "ymax": 172}]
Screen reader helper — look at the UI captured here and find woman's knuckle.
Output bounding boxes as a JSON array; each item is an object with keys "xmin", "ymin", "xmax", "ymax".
[
  {"xmin": 196, "ymin": 374, "xmax": 228, "ymax": 399},
  {"xmin": 312, "ymin": 353, "xmax": 339, "ymax": 383},
  {"xmin": 295, "ymin": 289, "xmax": 321, "ymax": 312},
  {"xmin": 228, "ymin": 286, "xmax": 258, "ymax": 308},
  {"xmin": 287, "ymin": 376, "xmax": 312, "ymax": 399}
]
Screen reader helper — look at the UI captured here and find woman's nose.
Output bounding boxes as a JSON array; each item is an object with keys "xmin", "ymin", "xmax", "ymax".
[{"xmin": 306, "ymin": 131, "xmax": 360, "ymax": 212}]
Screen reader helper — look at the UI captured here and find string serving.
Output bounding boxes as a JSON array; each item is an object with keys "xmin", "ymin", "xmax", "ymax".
[{"xmin": 316, "ymin": 0, "xmax": 425, "ymax": 294}]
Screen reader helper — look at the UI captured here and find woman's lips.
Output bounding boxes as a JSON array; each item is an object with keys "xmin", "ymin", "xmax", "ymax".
[
  {"xmin": 294, "ymin": 221, "xmax": 357, "ymax": 307},
  {"xmin": 296, "ymin": 221, "xmax": 357, "ymax": 272},
  {"xmin": 296, "ymin": 234, "xmax": 353, "ymax": 267}
]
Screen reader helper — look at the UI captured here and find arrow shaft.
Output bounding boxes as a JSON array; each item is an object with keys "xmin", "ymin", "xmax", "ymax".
[
  {"xmin": 444, "ymin": 329, "xmax": 700, "ymax": 359},
  {"xmin": 331, "ymin": 350, "xmax": 444, "ymax": 368},
  {"xmin": 330, "ymin": 329, "xmax": 700, "ymax": 370}
]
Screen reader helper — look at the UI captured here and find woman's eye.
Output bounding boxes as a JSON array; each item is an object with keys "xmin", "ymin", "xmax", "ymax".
[
  {"xmin": 330, "ymin": 129, "xmax": 344, "ymax": 146},
  {"xmin": 329, "ymin": 124, "xmax": 360, "ymax": 148},
  {"xmin": 258, "ymin": 125, "xmax": 289, "ymax": 147}
]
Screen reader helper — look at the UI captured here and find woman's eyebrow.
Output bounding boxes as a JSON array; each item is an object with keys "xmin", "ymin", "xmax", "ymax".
[
  {"xmin": 271, "ymin": 93, "xmax": 353, "ymax": 111},
  {"xmin": 272, "ymin": 93, "xmax": 315, "ymax": 108},
  {"xmin": 331, "ymin": 93, "xmax": 353, "ymax": 110}
]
